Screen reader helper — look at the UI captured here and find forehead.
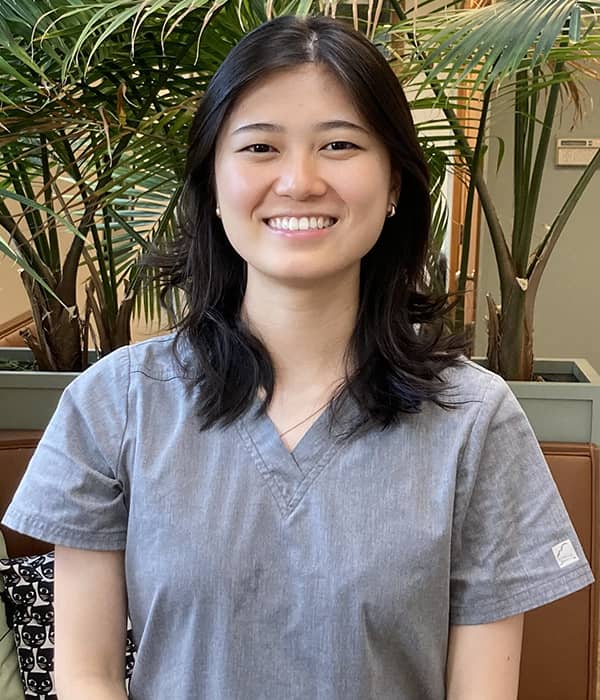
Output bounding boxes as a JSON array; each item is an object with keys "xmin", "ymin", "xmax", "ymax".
[{"xmin": 220, "ymin": 64, "xmax": 368, "ymax": 134}]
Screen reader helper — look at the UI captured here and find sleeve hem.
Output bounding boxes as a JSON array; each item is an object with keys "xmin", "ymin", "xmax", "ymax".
[
  {"xmin": 1, "ymin": 509, "xmax": 126, "ymax": 551},
  {"xmin": 450, "ymin": 564, "xmax": 594, "ymax": 625}
]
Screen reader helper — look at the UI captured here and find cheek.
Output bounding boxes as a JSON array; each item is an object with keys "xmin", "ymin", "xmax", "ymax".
[
  {"xmin": 213, "ymin": 163, "xmax": 264, "ymax": 264},
  {"xmin": 340, "ymin": 172, "xmax": 389, "ymax": 233},
  {"xmin": 339, "ymin": 155, "xmax": 391, "ymax": 210},
  {"xmin": 334, "ymin": 172, "xmax": 390, "ymax": 259},
  {"xmin": 215, "ymin": 160, "xmax": 266, "ymax": 215}
]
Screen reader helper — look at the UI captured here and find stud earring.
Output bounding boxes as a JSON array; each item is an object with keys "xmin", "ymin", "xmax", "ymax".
[
  {"xmin": 386, "ymin": 202, "xmax": 396, "ymax": 218},
  {"xmin": 216, "ymin": 205, "xmax": 221, "ymax": 218}
]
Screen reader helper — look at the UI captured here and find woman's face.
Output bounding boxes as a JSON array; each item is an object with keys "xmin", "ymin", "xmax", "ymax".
[{"xmin": 214, "ymin": 64, "xmax": 398, "ymax": 287}]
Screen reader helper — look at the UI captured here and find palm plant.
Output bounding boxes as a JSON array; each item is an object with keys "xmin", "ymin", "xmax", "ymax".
[
  {"xmin": 0, "ymin": 0, "xmax": 406, "ymax": 371},
  {"xmin": 6, "ymin": 0, "xmax": 596, "ymax": 380},
  {"xmin": 1, "ymin": 0, "xmax": 452, "ymax": 371},
  {"xmin": 392, "ymin": 0, "xmax": 600, "ymax": 380},
  {"xmin": 0, "ymin": 0, "xmax": 217, "ymax": 370},
  {"xmin": 1, "ymin": 0, "xmax": 177, "ymax": 369}
]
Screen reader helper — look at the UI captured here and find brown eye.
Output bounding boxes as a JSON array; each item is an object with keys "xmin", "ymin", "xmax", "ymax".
[
  {"xmin": 325, "ymin": 141, "xmax": 358, "ymax": 151},
  {"xmin": 244, "ymin": 144, "xmax": 274, "ymax": 153}
]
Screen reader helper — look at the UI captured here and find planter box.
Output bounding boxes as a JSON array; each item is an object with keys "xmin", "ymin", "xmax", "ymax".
[
  {"xmin": 0, "ymin": 347, "xmax": 93, "ymax": 431},
  {"xmin": 476, "ymin": 358, "xmax": 600, "ymax": 445},
  {"xmin": 3, "ymin": 349, "xmax": 600, "ymax": 442}
]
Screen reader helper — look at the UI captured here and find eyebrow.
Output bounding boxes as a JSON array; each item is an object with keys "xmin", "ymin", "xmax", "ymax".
[{"xmin": 231, "ymin": 120, "xmax": 370, "ymax": 136}]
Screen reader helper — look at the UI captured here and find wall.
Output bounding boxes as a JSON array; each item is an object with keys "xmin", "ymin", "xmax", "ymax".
[
  {"xmin": 0, "ymin": 255, "xmax": 29, "ymax": 326},
  {"xmin": 474, "ymin": 78, "xmax": 600, "ymax": 371}
]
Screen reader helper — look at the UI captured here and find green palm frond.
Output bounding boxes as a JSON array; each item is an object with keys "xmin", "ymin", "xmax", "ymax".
[
  {"xmin": 4, "ymin": 0, "xmax": 596, "ymax": 376},
  {"xmin": 394, "ymin": 0, "xmax": 600, "ymax": 95}
]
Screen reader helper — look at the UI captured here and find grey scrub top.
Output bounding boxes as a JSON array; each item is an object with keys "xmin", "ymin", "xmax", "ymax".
[{"xmin": 3, "ymin": 335, "xmax": 593, "ymax": 700}]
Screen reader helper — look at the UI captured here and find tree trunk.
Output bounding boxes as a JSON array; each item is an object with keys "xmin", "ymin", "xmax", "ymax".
[
  {"xmin": 486, "ymin": 279, "xmax": 535, "ymax": 381},
  {"xmin": 20, "ymin": 273, "xmax": 84, "ymax": 372}
]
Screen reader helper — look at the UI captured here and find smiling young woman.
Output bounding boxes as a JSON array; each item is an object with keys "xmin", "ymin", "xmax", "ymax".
[{"xmin": 2, "ymin": 14, "xmax": 593, "ymax": 700}]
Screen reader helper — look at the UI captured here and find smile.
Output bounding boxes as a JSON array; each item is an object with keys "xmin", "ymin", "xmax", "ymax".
[{"xmin": 265, "ymin": 216, "xmax": 337, "ymax": 231}]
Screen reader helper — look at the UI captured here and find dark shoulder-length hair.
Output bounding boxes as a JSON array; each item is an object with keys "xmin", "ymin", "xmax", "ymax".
[{"xmin": 151, "ymin": 14, "xmax": 465, "ymax": 432}]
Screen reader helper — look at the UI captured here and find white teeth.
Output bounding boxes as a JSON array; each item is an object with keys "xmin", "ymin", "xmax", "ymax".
[{"xmin": 266, "ymin": 216, "xmax": 336, "ymax": 230}]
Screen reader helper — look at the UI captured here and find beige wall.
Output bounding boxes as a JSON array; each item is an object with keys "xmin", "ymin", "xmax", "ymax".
[
  {"xmin": 0, "ymin": 256, "xmax": 29, "ymax": 325},
  {"xmin": 474, "ymin": 78, "xmax": 600, "ymax": 371}
]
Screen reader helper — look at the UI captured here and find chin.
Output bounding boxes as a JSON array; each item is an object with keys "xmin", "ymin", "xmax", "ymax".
[{"xmin": 265, "ymin": 264, "xmax": 360, "ymax": 289}]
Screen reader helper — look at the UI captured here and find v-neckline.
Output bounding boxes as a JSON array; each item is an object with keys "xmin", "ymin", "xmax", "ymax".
[{"xmin": 235, "ymin": 397, "xmax": 343, "ymax": 516}]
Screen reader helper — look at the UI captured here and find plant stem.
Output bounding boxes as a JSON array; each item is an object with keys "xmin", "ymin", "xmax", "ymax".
[
  {"xmin": 39, "ymin": 136, "xmax": 61, "ymax": 276},
  {"xmin": 389, "ymin": 0, "xmax": 513, "ymax": 300},
  {"xmin": 516, "ymin": 64, "xmax": 563, "ymax": 273},
  {"xmin": 456, "ymin": 85, "xmax": 491, "ymax": 329},
  {"xmin": 529, "ymin": 145, "xmax": 600, "ymax": 294},
  {"xmin": 512, "ymin": 68, "xmax": 528, "ymax": 257}
]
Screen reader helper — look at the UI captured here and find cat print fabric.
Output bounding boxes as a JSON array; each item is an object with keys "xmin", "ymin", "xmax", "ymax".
[{"xmin": 0, "ymin": 551, "xmax": 136, "ymax": 699}]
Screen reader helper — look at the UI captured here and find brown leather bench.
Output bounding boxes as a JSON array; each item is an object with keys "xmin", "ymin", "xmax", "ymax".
[
  {"xmin": 0, "ymin": 430, "xmax": 49, "ymax": 557},
  {"xmin": 518, "ymin": 442, "xmax": 598, "ymax": 700}
]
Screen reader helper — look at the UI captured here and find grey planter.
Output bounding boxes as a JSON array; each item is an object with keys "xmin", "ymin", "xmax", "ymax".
[
  {"xmin": 0, "ymin": 347, "xmax": 92, "ymax": 431},
  {"xmin": 2, "ymin": 348, "xmax": 600, "ymax": 444},
  {"xmin": 476, "ymin": 358, "xmax": 600, "ymax": 445}
]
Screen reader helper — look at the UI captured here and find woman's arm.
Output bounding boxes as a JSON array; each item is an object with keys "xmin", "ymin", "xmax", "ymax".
[
  {"xmin": 54, "ymin": 546, "xmax": 128, "ymax": 700},
  {"xmin": 446, "ymin": 614, "xmax": 524, "ymax": 700}
]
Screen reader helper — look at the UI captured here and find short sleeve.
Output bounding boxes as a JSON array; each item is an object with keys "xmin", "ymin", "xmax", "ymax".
[
  {"xmin": 2, "ymin": 347, "xmax": 131, "ymax": 550},
  {"xmin": 450, "ymin": 374, "xmax": 594, "ymax": 625}
]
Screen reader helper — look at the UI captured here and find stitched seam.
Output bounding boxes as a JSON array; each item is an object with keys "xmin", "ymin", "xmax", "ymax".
[
  {"xmin": 290, "ymin": 452, "xmax": 306, "ymax": 476},
  {"xmin": 288, "ymin": 438, "xmax": 340, "ymax": 514},
  {"xmin": 453, "ymin": 374, "xmax": 502, "ymax": 539},
  {"xmin": 451, "ymin": 562, "xmax": 592, "ymax": 614},
  {"xmin": 130, "ymin": 369, "xmax": 189, "ymax": 382},
  {"xmin": 1, "ymin": 509, "xmax": 127, "ymax": 543},
  {"xmin": 455, "ymin": 373, "xmax": 496, "ymax": 475},
  {"xmin": 235, "ymin": 423, "xmax": 288, "ymax": 515}
]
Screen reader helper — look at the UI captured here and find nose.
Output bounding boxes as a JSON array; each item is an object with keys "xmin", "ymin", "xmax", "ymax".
[{"xmin": 273, "ymin": 150, "xmax": 328, "ymax": 199}]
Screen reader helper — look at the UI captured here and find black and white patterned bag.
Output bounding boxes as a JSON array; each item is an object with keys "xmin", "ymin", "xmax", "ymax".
[{"xmin": 0, "ymin": 551, "xmax": 136, "ymax": 699}]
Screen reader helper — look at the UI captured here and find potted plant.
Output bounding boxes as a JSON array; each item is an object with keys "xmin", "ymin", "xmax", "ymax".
[
  {"xmin": 0, "ymin": 0, "xmax": 206, "ymax": 427},
  {"xmin": 5, "ymin": 0, "xmax": 598, "ymax": 439},
  {"xmin": 1, "ymin": 0, "xmax": 453, "ymax": 430},
  {"xmin": 391, "ymin": 0, "xmax": 600, "ymax": 442}
]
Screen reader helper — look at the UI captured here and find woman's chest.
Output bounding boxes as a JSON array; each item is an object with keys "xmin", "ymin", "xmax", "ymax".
[{"xmin": 123, "ymin": 422, "xmax": 460, "ymax": 630}]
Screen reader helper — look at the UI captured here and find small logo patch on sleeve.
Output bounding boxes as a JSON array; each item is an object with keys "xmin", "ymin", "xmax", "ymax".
[{"xmin": 552, "ymin": 539, "xmax": 580, "ymax": 568}]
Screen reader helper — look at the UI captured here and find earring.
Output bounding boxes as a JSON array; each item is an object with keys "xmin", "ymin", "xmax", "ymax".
[
  {"xmin": 216, "ymin": 205, "xmax": 221, "ymax": 218},
  {"xmin": 386, "ymin": 202, "xmax": 396, "ymax": 218}
]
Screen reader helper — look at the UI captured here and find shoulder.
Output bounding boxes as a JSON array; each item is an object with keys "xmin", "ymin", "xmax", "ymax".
[
  {"xmin": 126, "ymin": 332, "xmax": 192, "ymax": 381},
  {"xmin": 438, "ymin": 357, "xmax": 513, "ymax": 408},
  {"xmin": 408, "ymin": 358, "xmax": 524, "ymax": 442},
  {"xmin": 62, "ymin": 333, "xmax": 193, "ymax": 409},
  {"xmin": 435, "ymin": 359, "xmax": 535, "ymax": 456},
  {"xmin": 75, "ymin": 333, "xmax": 188, "ymax": 383}
]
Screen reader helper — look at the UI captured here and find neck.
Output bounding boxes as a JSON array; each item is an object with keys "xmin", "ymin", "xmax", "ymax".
[{"xmin": 242, "ymin": 270, "xmax": 359, "ymax": 391}]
